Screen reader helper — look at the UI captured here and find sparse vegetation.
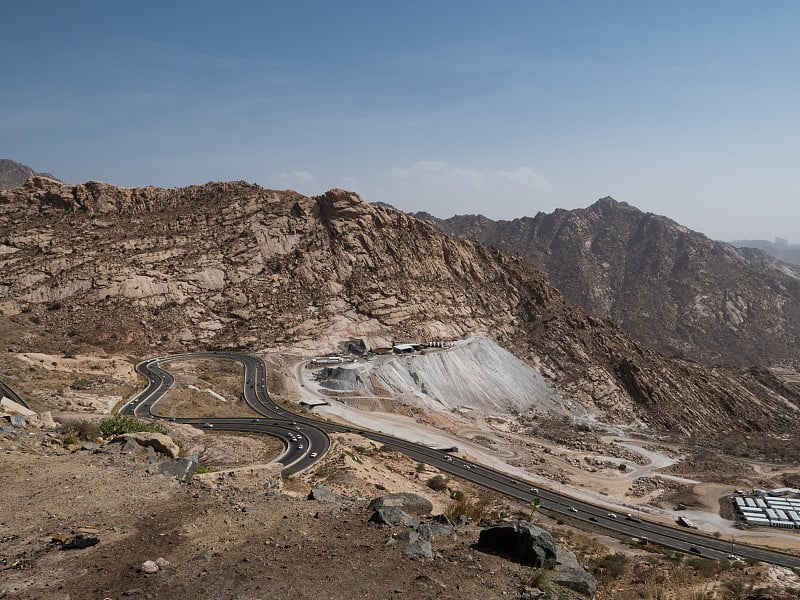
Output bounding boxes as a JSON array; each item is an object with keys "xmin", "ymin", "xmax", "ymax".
[
  {"xmin": 593, "ymin": 552, "xmax": 628, "ymax": 580},
  {"xmin": 444, "ymin": 495, "xmax": 488, "ymax": 521},
  {"xmin": 60, "ymin": 419, "xmax": 101, "ymax": 442},
  {"xmin": 518, "ymin": 567, "xmax": 553, "ymax": 590},
  {"xmin": 426, "ymin": 474, "xmax": 448, "ymax": 491},
  {"xmin": 98, "ymin": 415, "xmax": 167, "ymax": 437}
]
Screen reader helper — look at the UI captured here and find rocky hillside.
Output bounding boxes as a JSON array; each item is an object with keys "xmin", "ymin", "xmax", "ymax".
[
  {"xmin": 0, "ymin": 158, "xmax": 59, "ymax": 189},
  {"xmin": 2, "ymin": 178, "xmax": 800, "ymax": 435},
  {"xmin": 419, "ymin": 199, "xmax": 800, "ymax": 368}
]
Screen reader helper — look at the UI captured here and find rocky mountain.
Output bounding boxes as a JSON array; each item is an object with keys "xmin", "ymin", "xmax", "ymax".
[
  {"xmin": 0, "ymin": 158, "xmax": 60, "ymax": 189},
  {"xmin": 419, "ymin": 199, "xmax": 800, "ymax": 369},
  {"xmin": 2, "ymin": 178, "xmax": 800, "ymax": 435},
  {"xmin": 731, "ymin": 237, "xmax": 800, "ymax": 267}
]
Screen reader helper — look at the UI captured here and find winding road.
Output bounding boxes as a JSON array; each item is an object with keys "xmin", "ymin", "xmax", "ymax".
[
  {"xmin": 122, "ymin": 351, "xmax": 800, "ymax": 569},
  {"xmin": 0, "ymin": 379, "xmax": 29, "ymax": 410}
]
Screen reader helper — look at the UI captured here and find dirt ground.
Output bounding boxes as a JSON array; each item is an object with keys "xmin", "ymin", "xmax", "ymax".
[{"xmin": 3, "ymin": 350, "xmax": 800, "ymax": 599}]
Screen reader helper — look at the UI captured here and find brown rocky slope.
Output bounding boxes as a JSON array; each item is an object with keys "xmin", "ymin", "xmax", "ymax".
[
  {"xmin": 1, "ymin": 178, "xmax": 799, "ymax": 435},
  {"xmin": 418, "ymin": 198, "xmax": 800, "ymax": 368},
  {"xmin": 0, "ymin": 158, "xmax": 60, "ymax": 190}
]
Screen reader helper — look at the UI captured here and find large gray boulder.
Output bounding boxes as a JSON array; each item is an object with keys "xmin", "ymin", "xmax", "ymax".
[
  {"xmin": 158, "ymin": 457, "xmax": 198, "ymax": 483},
  {"xmin": 368, "ymin": 493, "xmax": 433, "ymax": 516},
  {"xmin": 554, "ymin": 547, "xmax": 596, "ymax": 598},
  {"xmin": 403, "ymin": 540, "xmax": 433, "ymax": 559},
  {"xmin": 111, "ymin": 432, "xmax": 180, "ymax": 458},
  {"xmin": 369, "ymin": 507, "xmax": 419, "ymax": 528},
  {"xmin": 474, "ymin": 520, "xmax": 557, "ymax": 568},
  {"xmin": 308, "ymin": 485, "xmax": 337, "ymax": 502}
]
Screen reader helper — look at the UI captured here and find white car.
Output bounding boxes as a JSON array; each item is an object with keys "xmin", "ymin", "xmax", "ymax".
[
  {"xmin": 298, "ymin": 445, "xmax": 303, "ymax": 449},
  {"xmin": 607, "ymin": 512, "xmax": 617, "ymax": 519},
  {"xmin": 568, "ymin": 507, "xmax": 578, "ymax": 513},
  {"xmin": 310, "ymin": 452, "xmax": 318, "ymax": 458}
]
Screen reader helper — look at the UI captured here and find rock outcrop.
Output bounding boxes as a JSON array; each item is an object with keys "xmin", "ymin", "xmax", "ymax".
[
  {"xmin": 474, "ymin": 520, "xmax": 558, "ymax": 568},
  {"xmin": 475, "ymin": 521, "xmax": 596, "ymax": 598},
  {"xmin": 368, "ymin": 493, "xmax": 434, "ymax": 516}
]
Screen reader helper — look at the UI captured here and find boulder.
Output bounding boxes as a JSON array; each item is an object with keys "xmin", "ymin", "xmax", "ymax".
[
  {"xmin": 369, "ymin": 508, "xmax": 419, "ymax": 528},
  {"xmin": 158, "ymin": 458, "xmax": 198, "ymax": 482},
  {"xmin": 429, "ymin": 522, "xmax": 457, "ymax": 540},
  {"xmin": 9, "ymin": 415, "xmax": 27, "ymax": 428},
  {"xmin": 368, "ymin": 493, "xmax": 433, "ymax": 516},
  {"xmin": 111, "ymin": 432, "xmax": 179, "ymax": 458},
  {"xmin": 403, "ymin": 540, "xmax": 433, "ymax": 559},
  {"xmin": 141, "ymin": 560, "xmax": 159, "ymax": 574},
  {"xmin": 307, "ymin": 485, "xmax": 337, "ymax": 502},
  {"xmin": 554, "ymin": 547, "xmax": 596, "ymax": 598},
  {"xmin": 417, "ymin": 523, "xmax": 433, "ymax": 542},
  {"xmin": 474, "ymin": 520, "xmax": 557, "ymax": 568}
]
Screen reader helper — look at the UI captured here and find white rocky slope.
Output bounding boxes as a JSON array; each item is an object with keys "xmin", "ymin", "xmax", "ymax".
[{"xmin": 321, "ymin": 335, "xmax": 588, "ymax": 418}]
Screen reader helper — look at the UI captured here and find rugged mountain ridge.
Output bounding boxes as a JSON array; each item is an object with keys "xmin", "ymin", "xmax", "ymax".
[
  {"xmin": 0, "ymin": 158, "xmax": 60, "ymax": 190},
  {"xmin": 2, "ymin": 178, "xmax": 800, "ymax": 435},
  {"xmin": 419, "ymin": 199, "xmax": 800, "ymax": 368}
]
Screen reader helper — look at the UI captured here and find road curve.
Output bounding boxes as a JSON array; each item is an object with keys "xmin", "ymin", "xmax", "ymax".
[
  {"xmin": 121, "ymin": 352, "xmax": 330, "ymax": 476},
  {"xmin": 0, "ymin": 379, "xmax": 29, "ymax": 409},
  {"xmin": 123, "ymin": 352, "xmax": 800, "ymax": 569}
]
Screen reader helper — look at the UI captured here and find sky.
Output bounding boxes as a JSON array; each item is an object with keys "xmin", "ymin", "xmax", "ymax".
[{"xmin": 2, "ymin": 1, "xmax": 799, "ymax": 241}]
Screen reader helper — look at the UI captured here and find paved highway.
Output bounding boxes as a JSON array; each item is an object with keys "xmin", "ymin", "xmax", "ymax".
[
  {"xmin": 122, "ymin": 352, "xmax": 800, "ymax": 568},
  {"xmin": 121, "ymin": 352, "xmax": 330, "ymax": 476}
]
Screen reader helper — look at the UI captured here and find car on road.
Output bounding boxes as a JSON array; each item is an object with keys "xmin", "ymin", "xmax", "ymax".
[
  {"xmin": 310, "ymin": 452, "xmax": 318, "ymax": 458},
  {"xmin": 689, "ymin": 547, "xmax": 701, "ymax": 554},
  {"xmin": 568, "ymin": 507, "xmax": 578, "ymax": 513},
  {"xmin": 607, "ymin": 512, "xmax": 617, "ymax": 519},
  {"xmin": 625, "ymin": 514, "xmax": 642, "ymax": 523},
  {"xmin": 252, "ymin": 418, "xmax": 261, "ymax": 422},
  {"xmin": 588, "ymin": 516, "xmax": 598, "ymax": 522},
  {"xmin": 529, "ymin": 487, "xmax": 538, "ymax": 494},
  {"xmin": 727, "ymin": 554, "xmax": 742, "ymax": 561},
  {"xmin": 203, "ymin": 423, "xmax": 214, "ymax": 428},
  {"xmin": 298, "ymin": 445, "xmax": 304, "ymax": 449}
]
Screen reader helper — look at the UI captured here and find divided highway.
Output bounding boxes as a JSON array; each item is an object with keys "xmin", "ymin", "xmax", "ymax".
[{"xmin": 122, "ymin": 352, "xmax": 800, "ymax": 569}]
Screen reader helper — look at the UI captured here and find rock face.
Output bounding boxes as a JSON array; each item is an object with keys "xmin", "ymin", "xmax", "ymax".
[
  {"xmin": 369, "ymin": 507, "xmax": 419, "ymax": 528},
  {"xmin": 421, "ymin": 198, "xmax": 800, "ymax": 369},
  {"xmin": 3, "ymin": 180, "xmax": 800, "ymax": 435},
  {"xmin": 555, "ymin": 547, "xmax": 597, "ymax": 598},
  {"xmin": 0, "ymin": 159, "xmax": 60, "ymax": 190},
  {"xmin": 475, "ymin": 521, "xmax": 596, "ymax": 598},
  {"xmin": 474, "ymin": 521, "xmax": 557, "ymax": 568},
  {"xmin": 368, "ymin": 493, "xmax": 434, "ymax": 516},
  {"xmin": 110, "ymin": 433, "xmax": 180, "ymax": 458}
]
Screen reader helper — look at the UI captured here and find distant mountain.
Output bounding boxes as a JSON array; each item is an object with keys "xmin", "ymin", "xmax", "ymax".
[
  {"xmin": 731, "ymin": 238, "xmax": 800, "ymax": 267},
  {"xmin": 2, "ymin": 178, "xmax": 800, "ymax": 435},
  {"xmin": 0, "ymin": 159, "xmax": 60, "ymax": 189},
  {"xmin": 418, "ymin": 198, "xmax": 800, "ymax": 368}
]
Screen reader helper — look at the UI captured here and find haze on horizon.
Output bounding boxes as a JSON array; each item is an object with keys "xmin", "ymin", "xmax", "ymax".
[{"xmin": 2, "ymin": 1, "xmax": 798, "ymax": 242}]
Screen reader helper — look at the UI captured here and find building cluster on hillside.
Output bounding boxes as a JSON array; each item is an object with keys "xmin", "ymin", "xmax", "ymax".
[{"xmin": 732, "ymin": 490, "xmax": 800, "ymax": 529}]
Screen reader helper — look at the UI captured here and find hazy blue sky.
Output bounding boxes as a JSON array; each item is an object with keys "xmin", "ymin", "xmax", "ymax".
[{"xmin": 3, "ymin": 1, "xmax": 798, "ymax": 240}]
